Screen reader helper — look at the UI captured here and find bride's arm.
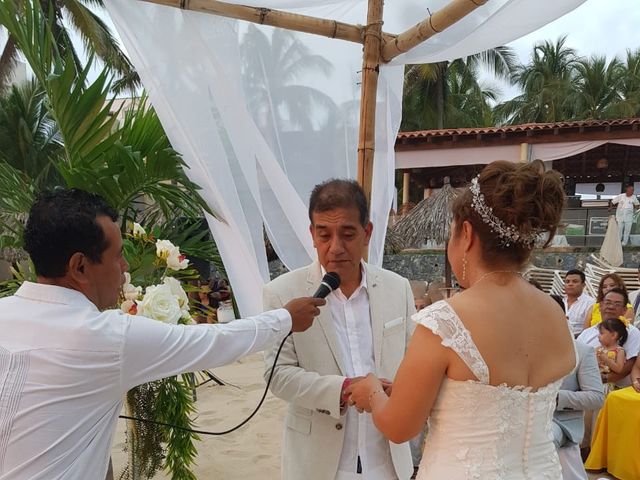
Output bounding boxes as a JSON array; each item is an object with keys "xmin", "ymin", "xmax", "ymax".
[{"xmin": 347, "ymin": 324, "xmax": 448, "ymax": 443}]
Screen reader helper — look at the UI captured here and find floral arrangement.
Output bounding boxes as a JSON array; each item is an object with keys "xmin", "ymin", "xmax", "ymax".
[{"xmin": 119, "ymin": 223, "xmax": 213, "ymax": 480}]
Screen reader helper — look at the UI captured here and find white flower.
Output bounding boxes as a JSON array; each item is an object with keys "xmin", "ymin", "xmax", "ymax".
[
  {"xmin": 121, "ymin": 299, "xmax": 138, "ymax": 315},
  {"xmin": 138, "ymin": 284, "xmax": 182, "ymax": 324},
  {"xmin": 156, "ymin": 239, "xmax": 177, "ymax": 259},
  {"xmin": 166, "ymin": 251, "xmax": 189, "ymax": 271},
  {"xmin": 155, "ymin": 239, "xmax": 189, "ymax": 271},
  {"xmin": 122, "ymin": 272, "xmax": 142, "ymax": 301},
  {"xmin": 132, "ymin": 222, "xmax": 146, "ymax": 238},
  {"xmin": 163, "ymin": 276, "xmax": 191, "ymax": 319}
]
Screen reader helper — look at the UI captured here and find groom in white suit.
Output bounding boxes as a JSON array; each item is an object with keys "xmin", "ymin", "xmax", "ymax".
[{"xmin": 264, "ymin": 179, "xmax": 415, "ymax": 480}]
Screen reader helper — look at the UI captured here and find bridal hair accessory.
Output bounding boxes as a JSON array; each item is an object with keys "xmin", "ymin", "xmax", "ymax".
[{"xmin": 469, "ymin": 176, "xmax": 542, "ymax": 247}]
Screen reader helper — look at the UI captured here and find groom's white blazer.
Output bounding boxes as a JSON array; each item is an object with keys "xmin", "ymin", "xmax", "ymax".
[{"xmin": 263, "ymin": 261, "xmax": 415, "ymax": 480}]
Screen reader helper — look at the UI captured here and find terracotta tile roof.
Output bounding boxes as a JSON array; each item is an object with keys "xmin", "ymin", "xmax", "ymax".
[{"xmin": 397, "ymin": 118, "xmax": 640, "ymax": 139}]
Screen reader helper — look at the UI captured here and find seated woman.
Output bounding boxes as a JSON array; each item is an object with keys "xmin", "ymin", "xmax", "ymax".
[
  {"xmin": 586, "ymin": 379, "xmax": 640, "ymax": 479},
  {"xmin": 583, "ymin": 273, "xmax": 634, "ymax": 329}
]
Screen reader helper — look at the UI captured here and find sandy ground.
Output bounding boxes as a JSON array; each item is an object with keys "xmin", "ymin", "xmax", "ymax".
[
  {"xmin": 111, "ymin": 353, "xmax": 286, "ymax": 479},
  {"xmin": 110, "ymin": 353, "xmax": 619, "ymax": 479}
]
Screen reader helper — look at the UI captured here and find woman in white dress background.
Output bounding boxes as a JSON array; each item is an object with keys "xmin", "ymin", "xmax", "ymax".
[{"xmin": 348, "ymin": 160, "xmax": 577, "ymax": 479}]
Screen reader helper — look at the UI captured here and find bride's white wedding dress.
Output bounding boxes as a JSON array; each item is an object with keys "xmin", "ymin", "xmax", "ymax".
[{"xmin": 413, "ymin": 300, "xmax": 570, "ymax": 480}]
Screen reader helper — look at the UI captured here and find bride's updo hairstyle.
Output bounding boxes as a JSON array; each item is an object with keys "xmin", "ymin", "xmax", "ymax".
[{"xmin": 451, "ymin": 160, "xmax": 564, "ymax": 267}]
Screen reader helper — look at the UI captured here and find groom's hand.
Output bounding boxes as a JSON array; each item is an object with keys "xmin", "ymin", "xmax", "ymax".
[{"xmin": 380, "ymin": 378, "xmax": 393, "ymax": 396}]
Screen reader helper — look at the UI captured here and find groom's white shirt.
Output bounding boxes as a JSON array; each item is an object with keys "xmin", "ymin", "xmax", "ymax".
[
  {"xmin": 327, "ymin": 264, "xmax": 395, "ymax": 479},
  {"xmin": 264, "ymin": 261, "xmax": 415, "ymax": 480}
]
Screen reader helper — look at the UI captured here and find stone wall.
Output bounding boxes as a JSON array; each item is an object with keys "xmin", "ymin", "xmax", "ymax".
[
  {"xmin": 382, "ymin": 248, "xmax": 640, "ymax": 282},
  {"xmin": 268, "ymin": 248, "xmax": 640, "ymax": 283}
]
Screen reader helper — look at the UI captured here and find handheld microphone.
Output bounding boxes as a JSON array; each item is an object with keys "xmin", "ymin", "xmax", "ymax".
[{"xmin": 312, "ymin": 272, "xmax": 341, "ymax": 299}]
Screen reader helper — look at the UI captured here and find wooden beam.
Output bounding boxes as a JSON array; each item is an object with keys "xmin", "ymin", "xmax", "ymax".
[
  {"xmin": 140, "ymin": 0, "xmax": 376, "ymax": 44},
  {"xmin": 381, "ymin": 0, "xmax": 487, "ymax": 62},
  {"xmin": 356, "ymin": 0, "xmax": 384, "ymax": 209}
]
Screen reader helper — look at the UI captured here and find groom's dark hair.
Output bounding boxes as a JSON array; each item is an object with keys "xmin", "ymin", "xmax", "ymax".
[
  {"xmin": 309, "ymin": 179, "xmax": 369, "ymax": 227},
  {"xmin": 24, "ymin": 188, "xmax": 118, "ymax": 278}
]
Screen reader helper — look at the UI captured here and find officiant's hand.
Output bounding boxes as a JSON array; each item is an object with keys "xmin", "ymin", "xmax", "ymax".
[
  {"xmin": 284, "ymin": 297, "xmax": 326, "ymax": 332},
  {"xmin": 346, "ymin": 373, "xmax": 385, "ymax": 413}
]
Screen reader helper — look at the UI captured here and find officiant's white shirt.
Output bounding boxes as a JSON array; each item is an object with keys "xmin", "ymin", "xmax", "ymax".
[{"xmin": 0, "ymin": 282, "xmax": 291, "ymax": 480}]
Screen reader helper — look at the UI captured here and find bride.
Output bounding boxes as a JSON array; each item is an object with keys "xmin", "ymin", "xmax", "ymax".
[{"xmin": 347, "ymin": 160, "xmax": 577, "ymax": 479}]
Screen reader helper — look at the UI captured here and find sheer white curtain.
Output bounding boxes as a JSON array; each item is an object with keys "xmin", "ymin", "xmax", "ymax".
[{"xmin": 106, "ymin": 0, "xmax": 585, "ymax": 315}]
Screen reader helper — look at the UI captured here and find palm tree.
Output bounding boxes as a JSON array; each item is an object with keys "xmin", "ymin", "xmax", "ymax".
[
  {"xmin": 616, "ymin": 48, "xmax": 640, "ymax": 117},
  {"xmin": 0, "ymin": 78, "xmax": 63, "ymax": 187},
  {"xmin": 571, "ymin": 55, "xmax": 624, "ymax": 120},
  {"xmin": 240, "ymin": 24, "xmax": 336, "ymax": 171},
  {"xmin": 0, "ymin": 0, "xmax": 218, "ymax": 250},
  {"xmin": 401, "ymin": 46, "xmax": 517, "ymax": 131},
  {"xmin": 0, "ymin": 0, "xmax": 138, "ymax": 93},
  {"xmin": 495, "ymin": 37, "xmax": 580, "ymax": 125}
]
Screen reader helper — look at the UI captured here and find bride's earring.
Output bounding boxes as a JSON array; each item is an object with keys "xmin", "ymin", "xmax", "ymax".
[{"xmin": 462, "ymin": 254, "xmax": 468, "ymax": 282}]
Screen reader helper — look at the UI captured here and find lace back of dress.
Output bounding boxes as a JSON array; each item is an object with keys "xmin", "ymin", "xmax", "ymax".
[{"xmin": 413, "ymin": 301, "xmax": 490, "ymax": 384}]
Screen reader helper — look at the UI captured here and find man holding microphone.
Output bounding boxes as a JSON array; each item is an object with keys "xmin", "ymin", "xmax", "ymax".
[{"xmin": 0, "ymin": 189, "xmax": 324, "ymax": 480}]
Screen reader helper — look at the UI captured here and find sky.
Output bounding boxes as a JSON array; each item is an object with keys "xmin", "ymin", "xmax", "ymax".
[
  {"xmin": 508, "ymin": 0, "xmax": 640, "ymax": 62},
  {"xmin": 3, "ymin": 0, "xmax": 639, "ymax": 101},
  {"xmin": 493, "ymin": 0, "xmax": 640, "ymax": 99}
]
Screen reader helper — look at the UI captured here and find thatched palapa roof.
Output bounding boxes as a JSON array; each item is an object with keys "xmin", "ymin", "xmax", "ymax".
[{"xmin": 391, "ymin": 179, "xmax": 461, "ymax": 248}]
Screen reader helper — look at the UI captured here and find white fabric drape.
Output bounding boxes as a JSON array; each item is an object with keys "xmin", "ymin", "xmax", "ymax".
[
  {"xmin": 600, "ymin": 216, "xmax": 623, "ymax": 267},
  {"xmin": 106, "ymin": 0, "xmax": 586, "ymax": 315}
]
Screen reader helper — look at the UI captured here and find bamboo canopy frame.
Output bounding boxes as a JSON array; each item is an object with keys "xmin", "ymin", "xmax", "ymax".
[{"xmin": 139, "ymin": 0, "xmax": 486, "ymax": 207}]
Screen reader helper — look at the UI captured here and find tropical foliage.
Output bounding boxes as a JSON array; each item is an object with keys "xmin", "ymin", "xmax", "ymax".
[
  {"xmin": 0, "ymin": 0, "xmax": 138, "ymax": 93},
  {"xmin": 0, "ymin": 0, "xmax": 220, "ymax": 266},
  {"xmin": 401, "ymin": 46, "xmax": 518, "ymax": 131},
  {"xmin": 495, "ymin": 37, "xmax": 640, "ymax": 125},
  {"xmin": 402, "ymin": 38, "xmax": 640, "ymax": 131}
]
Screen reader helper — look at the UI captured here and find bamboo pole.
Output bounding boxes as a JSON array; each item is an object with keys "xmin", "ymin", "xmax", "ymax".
[
  {"xmin": 356, "ymin": 0, "xmax": 384, "ymax": 209},
  {"xmin": 381, "ymin": 0, "xmax": 487, "ymax": 62},
  {"xmin": 140, "ymin": 0, "xmax": 390, "ymax": 45}
]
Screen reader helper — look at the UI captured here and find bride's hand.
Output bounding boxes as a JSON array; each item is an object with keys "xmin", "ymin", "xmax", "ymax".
[{"xmin": 345, "ymin": 373, "xmax": 383, "ymax": 413}]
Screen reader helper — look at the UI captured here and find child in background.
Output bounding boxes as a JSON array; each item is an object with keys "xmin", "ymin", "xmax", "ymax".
[{"xmin": 596, "ymin": 317, "xmax": 628, "ymax": 393}]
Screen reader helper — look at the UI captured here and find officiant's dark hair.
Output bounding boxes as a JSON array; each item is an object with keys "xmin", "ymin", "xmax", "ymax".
[
  {"xmin": 24, "ymin": 189, "xmax": 118, "ymax": 278},
  {"xmin": 309, "ymin": 179, "xmax": 369, "ymax": 226}
]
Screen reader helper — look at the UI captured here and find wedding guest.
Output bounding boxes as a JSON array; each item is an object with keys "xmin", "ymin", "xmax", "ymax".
[
  {"xmin": 609, "ymin": 183, "xmax": 639, "ymax": 246},
  {"xmin": 563, "ymin": 269, "xmax": 595, "ymax": 337},
  {"xmin": 0, "ymin": 189, "xmax": 324, "ymax": 480},
  {"xmin": 582, "ymin": 273, "xmax": 633, "ymax": 329},
  {"xmin": 576, "ymin": 288, "xmax": 640, "ymax": 451},
  {"xmin": 595, "ymin": 317, "xmax": 628, "ymax": 394},
  {"xmin": 577, "ymin": 289, "xmax": 640, "ymax": 388},
  {"xmin": 347, "ymin": 160, "xmax": 576, "ymax": 478},
  {"xmin": 263, "ymin": 179, "xmax": 415, "ymax": 480},
  {"xmin": 627, "ymin": 264, "xmax": 640, "ymax": 327},
  {"xmin": 552, "ymin": 342, "xmax": 604, "ymax": 480}
]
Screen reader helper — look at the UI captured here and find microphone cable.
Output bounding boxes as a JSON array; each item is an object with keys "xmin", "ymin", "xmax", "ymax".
[
  {"xmin": 119, "ymin": 331, "xmax": 291, "ymax": 436},
  {"xmin": 119, "ymin": 272, "xmax": 339, "ymax": 436}
]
